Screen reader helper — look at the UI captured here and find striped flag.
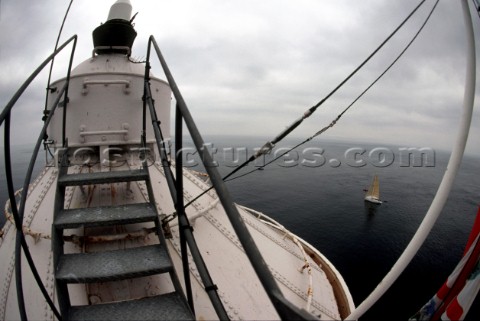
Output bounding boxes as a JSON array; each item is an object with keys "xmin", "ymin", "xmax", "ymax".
[{"xmin": 410, "ymin": 206, "xmax": 480, "ymax": 321}]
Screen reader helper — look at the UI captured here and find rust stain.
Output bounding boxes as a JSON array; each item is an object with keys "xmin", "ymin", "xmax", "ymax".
[
  {"xmin": 64, "ymin": 227, "xmax": 155, "ymax": 244},
  {"xmin": 111, "ymin": 184, "xmax": 117, "ymax": 204},
  {"xmin": 87, "ymin": 184, "xmax": 96, "ymax": 207}
]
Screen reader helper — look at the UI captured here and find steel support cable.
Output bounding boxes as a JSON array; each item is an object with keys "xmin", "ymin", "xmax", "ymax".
[
  {"xmin": 244, "ymin": 0, "xmax": 428, "ymax": 160},
  {"xmin": 226, "ymin": 0, "xmax": 440, "ymax": 184},
  {"xmin": 43, "ymin": 0, "xmax": 74, "ymax": 113},
  {"xmin": 184, "ymin": 0, "xmax": 428, "ymax": 209},
  {"xmin": 185, "ymin": 0, "xmax": 434, "ymax": 197},
  {"xmin": 43, "ymin": 0, "xmax": 74, "ymax": 163}
]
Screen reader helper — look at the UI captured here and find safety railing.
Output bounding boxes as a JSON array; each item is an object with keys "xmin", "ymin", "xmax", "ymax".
[
  {"xmin": 0, "ymin": 35, "xmax": 78, "ymax": 321},
  {"xmin": 143, "ymin": 35, "xmax": 317, "ymax": 321}
]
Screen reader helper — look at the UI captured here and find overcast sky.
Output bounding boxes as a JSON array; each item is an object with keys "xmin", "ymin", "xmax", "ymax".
[{"xmin": 1, "ymin": 0, "xmax": 479, "ymax": 156}]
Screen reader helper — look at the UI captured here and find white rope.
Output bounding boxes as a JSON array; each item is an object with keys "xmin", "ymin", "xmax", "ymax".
[
  {"xmin": 4, "ymin": 188, "xmax": 52, "ymax": 242},
  {"xmin": 291, "ymin": 231, "xmax": 314, "ymax": 311},
  {"xmin": 4, "ymin": 188, "xmax": 23, "ymax": 225},
  {"xmin": 240, "ymin": 205, "xmax": 314, "ymax": 311}
]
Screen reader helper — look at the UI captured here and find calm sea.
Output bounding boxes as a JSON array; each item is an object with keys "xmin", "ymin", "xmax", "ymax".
[{"xmin": 1, "ymin": 137, "xmax": 479, "ymax": 320}]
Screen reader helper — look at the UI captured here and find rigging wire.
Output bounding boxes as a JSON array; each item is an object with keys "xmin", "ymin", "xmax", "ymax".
[
  {"xmin": 229, "ymin": 0, "xmax": 428, "ymax": 172},
  {"xmin": 42, "ymin": 0, "xmax": 74, "ymax": 166},
  {"xmin": 43, "ymin": 0, "xmax": 74, "ymax": 113},
  {"xmin": 226, "ymin": 0, "xmax": 440, "ymax": 183},
  {"xmin": 472, "ymin": 0, "xmax": 480, "ymax": 18},
  {"xmin": 181, "ymin": 0, "xmax": 429, "ymax": 210}
]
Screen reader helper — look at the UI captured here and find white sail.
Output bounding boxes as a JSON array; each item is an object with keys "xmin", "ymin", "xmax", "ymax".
[{"xmin": 365, "ymin": 175, "xmax": 382, "ymax": 204}]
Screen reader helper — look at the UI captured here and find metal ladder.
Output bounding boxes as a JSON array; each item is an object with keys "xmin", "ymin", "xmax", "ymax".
[{"xmin": 51, "ymin": 148, "xmax": 194, "ymax": 320}]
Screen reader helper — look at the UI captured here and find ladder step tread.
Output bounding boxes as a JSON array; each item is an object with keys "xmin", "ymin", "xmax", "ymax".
[
  {"xmin": 58, "ymin": 169, "xmax": 148, "ymax": 186},
  {"xmin": 54, "ymin": 203, "xmax": 157, "ymax": 228},
  {"xmin": 68, "ymin": 292, "xmax": 194, "ymax": 320},
  {"xmin": 56, "ymin": 245, "xmax": 172, "ymax": 283}
]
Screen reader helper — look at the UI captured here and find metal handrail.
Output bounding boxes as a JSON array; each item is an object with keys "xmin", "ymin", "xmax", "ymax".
[
  {"xmin": 143, "ymin": 45, "xmax": 229, "ymax": 319},
  {"xmin": 0, "ymin": 35, "xmax": 78, "ymax": 321},
  {"xmin": 145, "ymin": 35, "xmax": 317, "ymax": 320},
  {"xmin": 0, "ymin": 35, "xmax": 76, "ymax": 125}
]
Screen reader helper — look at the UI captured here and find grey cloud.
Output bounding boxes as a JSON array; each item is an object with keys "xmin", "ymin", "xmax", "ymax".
[{"xmin": 0, "ymin": 0, "xmax": 479, "ymax": 156}]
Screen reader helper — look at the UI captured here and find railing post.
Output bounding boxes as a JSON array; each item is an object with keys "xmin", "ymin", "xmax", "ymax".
[
  {"xmin": 144, "ymin": 39, "xmax": 229, "ymax": 319},
  {"xmin": 142, "ymin": 60, "xmax": 150, "ymax": 147},
  {"xmin": 174, "ymin": 102, "xmax": 195, "ymax": 313},
  {"xmin": 148, "ymin": 36, "xmax": 300, "ymax": 319},
  {"xmin": 61, "ymin": 36, "xmax": 77, "ymax": 148}
]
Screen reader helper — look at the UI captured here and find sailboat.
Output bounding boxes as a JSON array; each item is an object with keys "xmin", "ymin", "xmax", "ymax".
[
  {"xmin": 1, "ymin": 0, "xmax": 479, "ymax": 320},
  {"xmin": 364, "ymin": 175, "xmax": 382, "ymax": 205}
]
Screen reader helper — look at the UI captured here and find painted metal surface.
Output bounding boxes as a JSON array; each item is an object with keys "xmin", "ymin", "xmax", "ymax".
[{"xmin": 46, "ymin": 54, "xmax": 171, "ymax": 148}]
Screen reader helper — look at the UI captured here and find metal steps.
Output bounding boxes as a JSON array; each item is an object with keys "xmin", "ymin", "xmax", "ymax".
[
  {"xmin": 56, "ymin": 245, "xmax": 172, "ymax": 283},
  {"xmin": 54, "ymin": 203, "xmax": 157, "ymax": 229},
  {"xmin": 52, "ymin": 149, "xmax": 194, "ymax": 320},
  {"xmin": 57, "ymin": 169, "xmax": 149, "ymax": 186},
  {"xmin": 68, "ymin": 292, "xmax": 194, "ymax": 321}
]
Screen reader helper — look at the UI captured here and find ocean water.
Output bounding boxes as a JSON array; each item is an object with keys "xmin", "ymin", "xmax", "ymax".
[
  {"xmin": 0, "ymin": 144, "xmax": 46, "ymax": 226},
  {"xmin": 1, "ymin": 137, "xmax": 479, "ymax": 320},
  {"xmin": 190, "ymin": 135, "xmax": 480, "ymax": 321}
]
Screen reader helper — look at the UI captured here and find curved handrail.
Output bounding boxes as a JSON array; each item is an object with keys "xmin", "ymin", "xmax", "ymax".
[
  {"xmin": 0, "ymin": 35, "xmax": 77, "ymax": 126},
  {"xmin": 1, "ymin": 34, "xmax": 78, "ymax": 321},
  {"xmin": 145, "ymin": 35, "xmax": 317, "ymax": 320},
  {"xmin": 347, "ymin": 0, "xmax": 476, "ymax": 319},
  {"xmin": 44, "ymin": 0, "xmax": 74, "ymax": 115}
]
